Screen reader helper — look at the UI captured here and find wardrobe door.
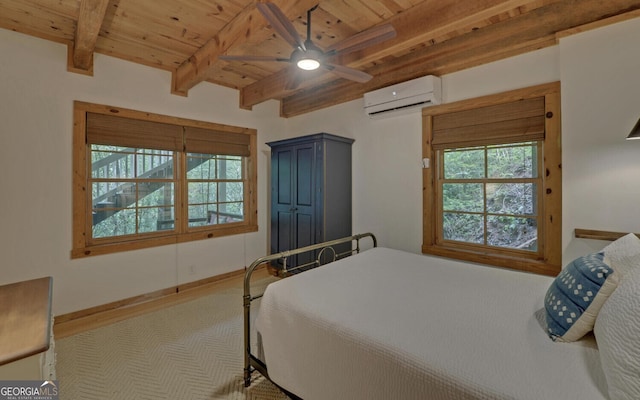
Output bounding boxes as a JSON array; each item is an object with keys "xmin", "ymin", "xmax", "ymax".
[
  {"xmin": 270, "ymin": 142, "xmax": 317, "ymax": 269},
  {"xmin": 270, "ymin": 145, "xmax": 294, "ymax": 257},
  {"xmin": 292, "ymin": 143, "xmax": 316, "ymax": 267}
]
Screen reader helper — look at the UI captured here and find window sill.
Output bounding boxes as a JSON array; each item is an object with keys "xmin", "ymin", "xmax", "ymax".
[
  {"xmin": 421, "ymin": 244, "xmax": 560, "ymax": 276},
  {"xmin": 71, "ymin": 224, "xmax": 258, "ymax": 259}
]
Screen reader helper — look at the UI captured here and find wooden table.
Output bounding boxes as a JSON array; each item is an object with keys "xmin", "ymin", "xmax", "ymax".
[{"xmin": 0, "ymin": 276, "xmax": 53, "ymax": 378}]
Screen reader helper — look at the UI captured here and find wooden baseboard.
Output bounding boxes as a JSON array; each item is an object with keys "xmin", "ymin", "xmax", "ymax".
[{"xmin": 54, "ymin": 266, "xmax": 269, "ymax": 339}]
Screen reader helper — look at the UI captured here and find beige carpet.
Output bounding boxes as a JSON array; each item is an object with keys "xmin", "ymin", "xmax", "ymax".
[{"xmin": 55, "ymin": 278, "xmax": 289, "ymax": 400}]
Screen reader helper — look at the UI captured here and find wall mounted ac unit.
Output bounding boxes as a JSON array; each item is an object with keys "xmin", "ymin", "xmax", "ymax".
[{"xmin": 363, "ymin": 75, "xmax": 442, "ymax": 119}]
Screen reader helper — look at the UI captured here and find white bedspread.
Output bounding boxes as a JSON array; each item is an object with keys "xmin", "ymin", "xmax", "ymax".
[{"xmin": 255, "ymin": 247, "xmax": 608, "ymax": 400}]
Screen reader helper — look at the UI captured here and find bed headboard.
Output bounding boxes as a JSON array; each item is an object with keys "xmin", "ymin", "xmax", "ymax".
[{"xmin": 575, "ymin": 229, "xmax": 640, "ymax": 241}]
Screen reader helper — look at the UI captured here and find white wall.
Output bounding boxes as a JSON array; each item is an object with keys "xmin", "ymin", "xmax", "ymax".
[
  {"xmin": 285, "ymin": 46, "xmax": 561, "ymax": 253},
  {"xmin": 0, "ymin": 28, "xmax": 285, "ymax": 315},
  {"xmin": 2, "ymin": 16, "xmax": 639, "ymax": 315},
  {"xmin": 559, "ymin": 17, "xmax": 640, "ymax": 260}
]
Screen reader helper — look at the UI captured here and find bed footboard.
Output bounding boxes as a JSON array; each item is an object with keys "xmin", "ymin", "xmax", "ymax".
[{"xmin": 242, "ymin": 232, "xmax": 377, "ymax": 388}]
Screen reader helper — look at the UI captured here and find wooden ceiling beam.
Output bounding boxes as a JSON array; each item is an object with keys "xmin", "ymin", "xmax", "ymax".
[
  {"xmin": 280, "ymin": 0, "xmax": 640, "ymax": 117},
  {"xmin": 239, "ymin": 0, "xmax": 552, "ymax": 109},
  {"xmin": 68, "ymin": 0, "xmax": 109, "ymax": 75},
  {"xmin": 172, "ymin": 0, "xmax": 318, "ymax": 96}
]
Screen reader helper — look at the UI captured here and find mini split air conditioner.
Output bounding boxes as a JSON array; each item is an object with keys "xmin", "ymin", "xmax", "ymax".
[{"xmin": 363, "ymin": 75, "xmax": 442, "ymax": 119}]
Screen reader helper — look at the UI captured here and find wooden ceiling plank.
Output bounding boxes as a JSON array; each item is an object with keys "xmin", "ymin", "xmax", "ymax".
[
  {"xmin": 327, "ymin": 0, "xmax": 552, "ymax": 65},
  {"xmin": 240, "ymin": 0, "xmax": 551, "ymax": 109},
  {"xmin": 69, "ymin": 0, "xmax": 110, "ymax": 74},
  {"xmin": 371, "ymin": 0, "xmax": 558, "ymax": 59},
  {"xmin": 96, "ymin": 37, "xmax": 186, "ymax": 71},
  {"xmin": 365, "ymin": 0, "xmax": 405, "ymax": 19},
  {"xmin": 280, "ymin": 0, "xmax": 640, "ymax": 117},
  {"xmin": 0, "ymin": 1, "xmax": 76, "ymax": 43},
  {"xmin": 337, "ymin": 0, "xmax": 386, "ymax": 27},
  {"xmin": 103, "ymin": 1, "xmax": 231, "ymax": 50},
  {"xmin": 172, "ymin": 0, "xmax": 318, "ymax": 97},
  {"xmin": 90, "ymin": 1, "xmax": 249, "ymax": 73},
  {"xmin": 98, "ymin": 20, "xmax": 200, "ymax": 58}
]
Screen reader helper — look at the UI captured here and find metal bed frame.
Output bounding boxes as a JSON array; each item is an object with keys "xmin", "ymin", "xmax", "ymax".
[{"xmin": 242, "ymin": 232, "xmax": 378, "ymax": 388}]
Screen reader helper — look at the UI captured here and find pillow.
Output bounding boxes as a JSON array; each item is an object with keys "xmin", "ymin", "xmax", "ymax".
[
  {"xmin": 594, "ymin": 266, "xmax": 640, "ymax": 400},
  {"xmin": 544, "ymin": 252, "xmax": 618, "ymax": 342},
  {"xmin": 602, "ymin": 232, "xmax": 640, "ymax": 278}
]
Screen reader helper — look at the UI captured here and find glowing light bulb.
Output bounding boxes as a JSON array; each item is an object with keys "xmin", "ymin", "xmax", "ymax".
[{"xmin": 297, "ymin": 58, "xmax": 320, "ymax": 71}]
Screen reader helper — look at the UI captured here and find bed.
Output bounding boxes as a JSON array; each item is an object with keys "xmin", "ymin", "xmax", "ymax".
[{"xmin": 242, "ymin": 233, "xmax": 640, "ymax": 400}]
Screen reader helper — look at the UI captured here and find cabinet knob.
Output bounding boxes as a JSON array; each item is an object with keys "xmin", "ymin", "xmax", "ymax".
[{"xmin": 290, "ymin": 207, "xmax": 298, "ymax": 212}]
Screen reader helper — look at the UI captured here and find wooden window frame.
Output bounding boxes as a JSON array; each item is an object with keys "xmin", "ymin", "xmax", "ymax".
[
  {"xmin": 72, "ymin": 101, "xmax": 258, "ymax": 258},
  {"xmin": 422, "ymin": 83, "xmax": 562, "ymax": 276}
]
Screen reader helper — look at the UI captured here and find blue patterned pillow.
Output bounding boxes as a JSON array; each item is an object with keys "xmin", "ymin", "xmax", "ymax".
[{"xmin": 544, "ymin": 252, "xmax": 619, "ymax": 342}]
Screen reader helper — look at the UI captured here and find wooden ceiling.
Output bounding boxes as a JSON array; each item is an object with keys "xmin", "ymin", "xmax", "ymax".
[{"xmin": 2, "ymin": 0, "xmax": 640, "ymax": 117}]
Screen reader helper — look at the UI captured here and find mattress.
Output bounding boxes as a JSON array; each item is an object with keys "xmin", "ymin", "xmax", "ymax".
[{"xmin": 255, "ymin": 247, "xmax": 608, "ymax": 400}]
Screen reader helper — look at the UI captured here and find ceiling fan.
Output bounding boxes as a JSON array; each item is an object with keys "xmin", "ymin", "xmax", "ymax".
[{"xmin": 219, "ymin": 2, "xmax": 397, "ymax": 84}]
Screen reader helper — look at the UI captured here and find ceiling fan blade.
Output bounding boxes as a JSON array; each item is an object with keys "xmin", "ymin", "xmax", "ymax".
[
  {"xmin": 218, "ymin": 54, "xmax": 289, "ymax": 62},
  {"xmin": 284, "ymin": 66, "xmax": 325, "ymax": 90},
  {"xmin": 327, "ymin": 24, "xmax": 397, "ymax": 57},
  {"xmin": 323, "ymin": 63, "xmax": 373, "ymax": 83},
  {"xmin": 284, "ymin": 71, "xmax": 304, "ymax": 91},
  {"xmin": 257, "ymin": 2, "xmax": 306, "ymax": 51}
]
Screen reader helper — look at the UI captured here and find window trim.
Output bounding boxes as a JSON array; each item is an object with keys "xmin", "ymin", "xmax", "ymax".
[
  {"xmin": 72, "ymin": 101, "xmax": 258, "ymax": 258},
  {"xmin": 422, "ymin": 82, "xmax": 562, "ymax": 276}
]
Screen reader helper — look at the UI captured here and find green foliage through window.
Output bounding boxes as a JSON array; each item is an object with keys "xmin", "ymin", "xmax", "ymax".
[
  {"xmin": 186, "ymin": 153, "xmax": 244, "ymax": 227},
  {"xmin": 90, "ymin": 146, "xmax": 244, "ymax": 240},
  {"xmin": 439, "ymin": 142, "xmax": 540, "ymax": 251}
]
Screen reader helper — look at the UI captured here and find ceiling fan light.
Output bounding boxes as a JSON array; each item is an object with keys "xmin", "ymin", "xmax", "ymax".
[
  {"xmin": 291, "ymin": 47, "xmax": 323, "ymax": 71},
  {"xmin": 297, "ymin": 58, "xmax": 320, "ymax": 70}
]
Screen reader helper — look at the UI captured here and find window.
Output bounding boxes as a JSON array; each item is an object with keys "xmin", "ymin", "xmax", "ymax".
[
  {"xmin": 72, "ymin": 102, "xmax": 257, "ymax": 258},
  {"xmin": 440, "ymin": 141, "xmax": 541, "ymax": 250},
  {"xmin": 422, "ymin": 83, "xmax": 561, "ymax": 275}
]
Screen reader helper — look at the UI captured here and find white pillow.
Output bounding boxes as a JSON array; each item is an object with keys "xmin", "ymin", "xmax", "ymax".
[
  {"xmin": 603, "ymin": 233, "xmax": 640, "ymax": 278},
  {"xmin": 594, "ymin": 266, "xmax": 640, "ymax": 400}
]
